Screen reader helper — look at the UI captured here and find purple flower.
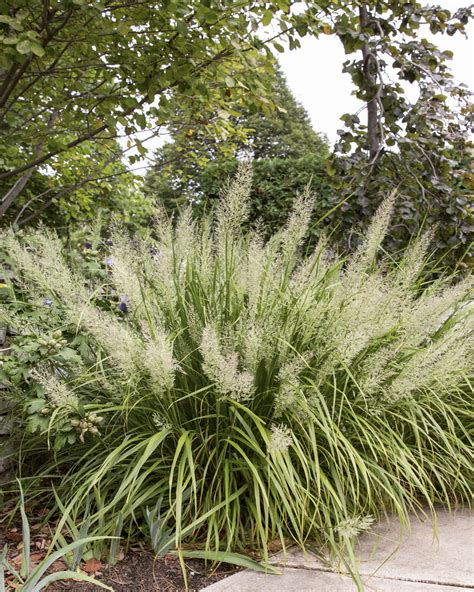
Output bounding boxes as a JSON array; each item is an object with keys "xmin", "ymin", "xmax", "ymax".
[
  {"xmin": 84, "ymin": 241, "xmax": 93, "ymax": 249},
  {"xmin": 105, "ymin": 257, "xmax": 113, "ymax": 266},
  {"xmin": 118, "ymin": 294, "xmax": 128, "ymax": 313},
  {"xmin": 43, "ymin": 298, "xmax": 53, "ymax": 307},
  {"xmin": 105, "ymin": 239, "xmax": 113, "ymax": 246}
]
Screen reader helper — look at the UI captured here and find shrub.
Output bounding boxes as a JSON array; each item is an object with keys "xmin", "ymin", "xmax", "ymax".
[{"xmin": 1, "ymin": 164, "xmax": 473, "ymax": 584}]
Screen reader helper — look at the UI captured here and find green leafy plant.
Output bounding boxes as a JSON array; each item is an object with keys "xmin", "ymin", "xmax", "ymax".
[
  {"xmin": 144, "ymin": 497, "xmax": 175, "ymax": 558},
  {"xmin": 0, "ymin": 0, "xmax": 323, "ymax": 225},
  {"xmin": 1, "ymin": 165, "xmax": 472, "ymax": 589},
  {"xmin": 0, "ymin": 481, "xmax": 113, "ymax": 592}
]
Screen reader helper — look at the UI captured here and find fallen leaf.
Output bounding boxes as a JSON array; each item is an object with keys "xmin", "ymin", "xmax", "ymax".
[
  {"xmin": 6, "ymin": 530, "xmax": 22, "ymax": 542},
  {"xmin": 49, "ymin": 559, "xmax": 67, "ymax": 573},
  {"xmin": 10, "ymin": 555, "xmax": 39, "ymax": 572},
  {"xmin": 84, "ymin": 557, "xmax": 103, "ymax": 573},
  {"xmin": 40, "ymin": 538, "xmax": 50, "ymax": 549},
  {"xmin": 10, "ymin": 554, "xmax": 23, "ymax": 569}
]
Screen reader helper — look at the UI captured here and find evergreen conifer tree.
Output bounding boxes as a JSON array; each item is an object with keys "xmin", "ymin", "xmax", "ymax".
[{"xmin": 144, "ymin": 67, "xmax": 331, "ymax": 238}]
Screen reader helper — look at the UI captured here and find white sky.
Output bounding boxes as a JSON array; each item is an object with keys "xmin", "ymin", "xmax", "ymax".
[{"xmin": 279, "ymin": 0, "xmax": 474, "ymax": 143}]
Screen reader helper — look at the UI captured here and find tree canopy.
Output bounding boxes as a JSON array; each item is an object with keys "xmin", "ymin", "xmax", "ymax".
[
  {"xmin": 0, "ymin": 0, "xmax": 313, "ymax": 224},
  {"xmin": 0, "ymin": 0, "xmax": 472, "ymax": 267}
]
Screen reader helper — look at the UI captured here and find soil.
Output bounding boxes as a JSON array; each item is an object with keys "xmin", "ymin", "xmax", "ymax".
[
  {"xmin": 46, "ymin": 550, "xmax": 239, "ymax": 591},
  {"xmin": 0, "ymin": 515, "xmax": 238, "ymax": 592}
]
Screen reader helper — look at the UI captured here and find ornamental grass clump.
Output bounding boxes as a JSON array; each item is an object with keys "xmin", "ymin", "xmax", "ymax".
[{"xmin": 1, "ymin": 164, "xmax": 473, "ymax": 584}]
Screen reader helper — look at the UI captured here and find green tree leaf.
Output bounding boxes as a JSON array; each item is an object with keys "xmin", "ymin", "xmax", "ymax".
[{"xmin": 15, "ymin": 39, "xmax": 32, "ymax": 54}]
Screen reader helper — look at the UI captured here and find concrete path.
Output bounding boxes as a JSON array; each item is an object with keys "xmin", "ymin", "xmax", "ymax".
[{"xmin": 202, "ymin": 507, "xmax": 473, "ymax": 591}]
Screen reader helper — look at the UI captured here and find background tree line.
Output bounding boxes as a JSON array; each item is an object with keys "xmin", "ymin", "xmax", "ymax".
[{"xmin": 0, "ymin": 0, "xmax": 472, "ymax": 268}]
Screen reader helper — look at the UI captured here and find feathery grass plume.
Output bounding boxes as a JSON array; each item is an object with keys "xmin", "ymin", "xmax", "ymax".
[
  {"xmin": 200, "ymin": 326, "xmax": 254, "ymax": 401},
  {"xmin": 289, "ymin": 235, "xmax": 329, "ymax": 294},
  {"xmin": 3, "ymin": 167, "xmax": 473, "ymax": 590},
  {"xmin": 356, "ymin": 342, "xmax": 400, "ymax": 396},
  {"xmin": 3, "ymin": 230, "xmax": 95, "ymax": 330},
  {"xmin": 2, "ymin": 230, "xmax": 48, "ymax": 296},
  {"xmin": 401, "ymin": 276, "xmax": 473, "ymax": 348},
  {"xmin": 267, "ymin": 424, "xmax": 293, "ymax": 454},
  {"xmin": 277, "ymin": 186, "xmax": 316, "ymax": 261},
  {"xmin": 386, "ymin": 330, "xmax": 474, "ymax": 402},
  {"xmin": 184, "ymin": 303, "xmax": 205, "ymax": 345},
  {"xmin": 142, "ymin": 331, "xmax": 178, "ymax": 391},
  {"xmin": 78, "ymin": 305, "xmax": 142, "ymax": 375},
  {"xmin": 335, "ymin": 516, "xmax": 375, "ymax": 539},
  {"xmin": 3, "ymin": 229, "xmax": 87, "ymax": 307},
  {"xmin": 274, "ymin": 353, "xmax": 312, "ymax": 416},
  {"xmin": 395, "ymin": 229, "xmax": 434, "ymax": 289},
  {"xmin": 152, "ymin": 411, "xmax": 171, "ymax": 431},
  {"xmin": 28, "ymin": 232, "xmax": 91, "ymax": 306},
  {"xmin": 33, "ymin": 369, "xmax": 79, "ymax": 409},
  {"xmin": 346, "ymin": 190, "xmax": 397, "ymax": 277},
  {"xmin": 235, "ymin": 231, "xmax": 265, "ymax": 314},
  {"xmin": 148, "ymin": 203, "xmax": 177, "ymax": 309},
  {"xmin": 215, "ymin": 160, "xmax": 252, "ymax": 253},
  {"xmin": 241, "ymin": 323, "xmax": 266, "ymax": 371},
  {"xmin": 174, "ymin": 206, "xmax": 195, "ymax": 265},
  {"xmin": 326, "ymin": 275, "xmax": 402, "ymax": 369},
  {"xmin": 194, "ymin": 215, "xmax": 214, "ymax": 289},
  {"xmin": 22, "ymin": 236, "xmax": 147, "ymax": 376},
  {"xmin": 108, "ymin": 229, "xmax": 145, "ymax": 313},
  {"xmin": 0, "ymin": 304, "xmax": 11, "ymax": 326}
]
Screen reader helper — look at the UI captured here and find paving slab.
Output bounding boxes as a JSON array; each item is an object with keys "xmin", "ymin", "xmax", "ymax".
[
  {"xmin": 353, "ymin": 507, "xmax": 473, "ymax": 587},
  {"xmin": 265, "ymin": 507, "xmax": 474, "ymax": 587},
  {"xmin": 202, "ymin": 567, "xmax": 471, "ymax": 592},
  {"xmin": 201, "ymin": 507, "xmax": 474, "ymax": 591}
]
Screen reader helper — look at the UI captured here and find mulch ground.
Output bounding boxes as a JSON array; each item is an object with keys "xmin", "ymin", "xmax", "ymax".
[
  {"xmin": 0, "ymin": 516, "xmax": 238, "ymax": 591},
  {"xmin": 47, "ymin": 551, "xmax": 238, "ymax": 591}
]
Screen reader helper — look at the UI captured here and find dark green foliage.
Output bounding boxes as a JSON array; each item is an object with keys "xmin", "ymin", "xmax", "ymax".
[
  {"xmin": 0, "ymin": 151, "xmax": 154, "ymax": 232},
  {"xmin": 329, "ymin": 132, "xmax": 473, "ymax": 269},
  {"xmin": 198, "ymin": 156, "xmax": 332, "ymax": 242},
  {"xmin": 144, "ymin": 68, "xmax": 331, "ymax": 238},
  {"xmin": 145, "ymin": 3, "xmax": 473, "ymax": 269}
]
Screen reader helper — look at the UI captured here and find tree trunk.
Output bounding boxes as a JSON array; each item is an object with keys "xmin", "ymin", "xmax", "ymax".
[{"xmin": 359, "ymin": 3, "xmax": 380, "ymax": 160}]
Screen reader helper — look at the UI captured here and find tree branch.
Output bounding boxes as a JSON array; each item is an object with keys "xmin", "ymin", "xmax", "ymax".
[
  {"xmin": 0, "ymin": 8, "xmax": 72, "ymax": 110},
  {"xmin": 0, "ymin": 109, "xmax": 59, "ymax": 218}
]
